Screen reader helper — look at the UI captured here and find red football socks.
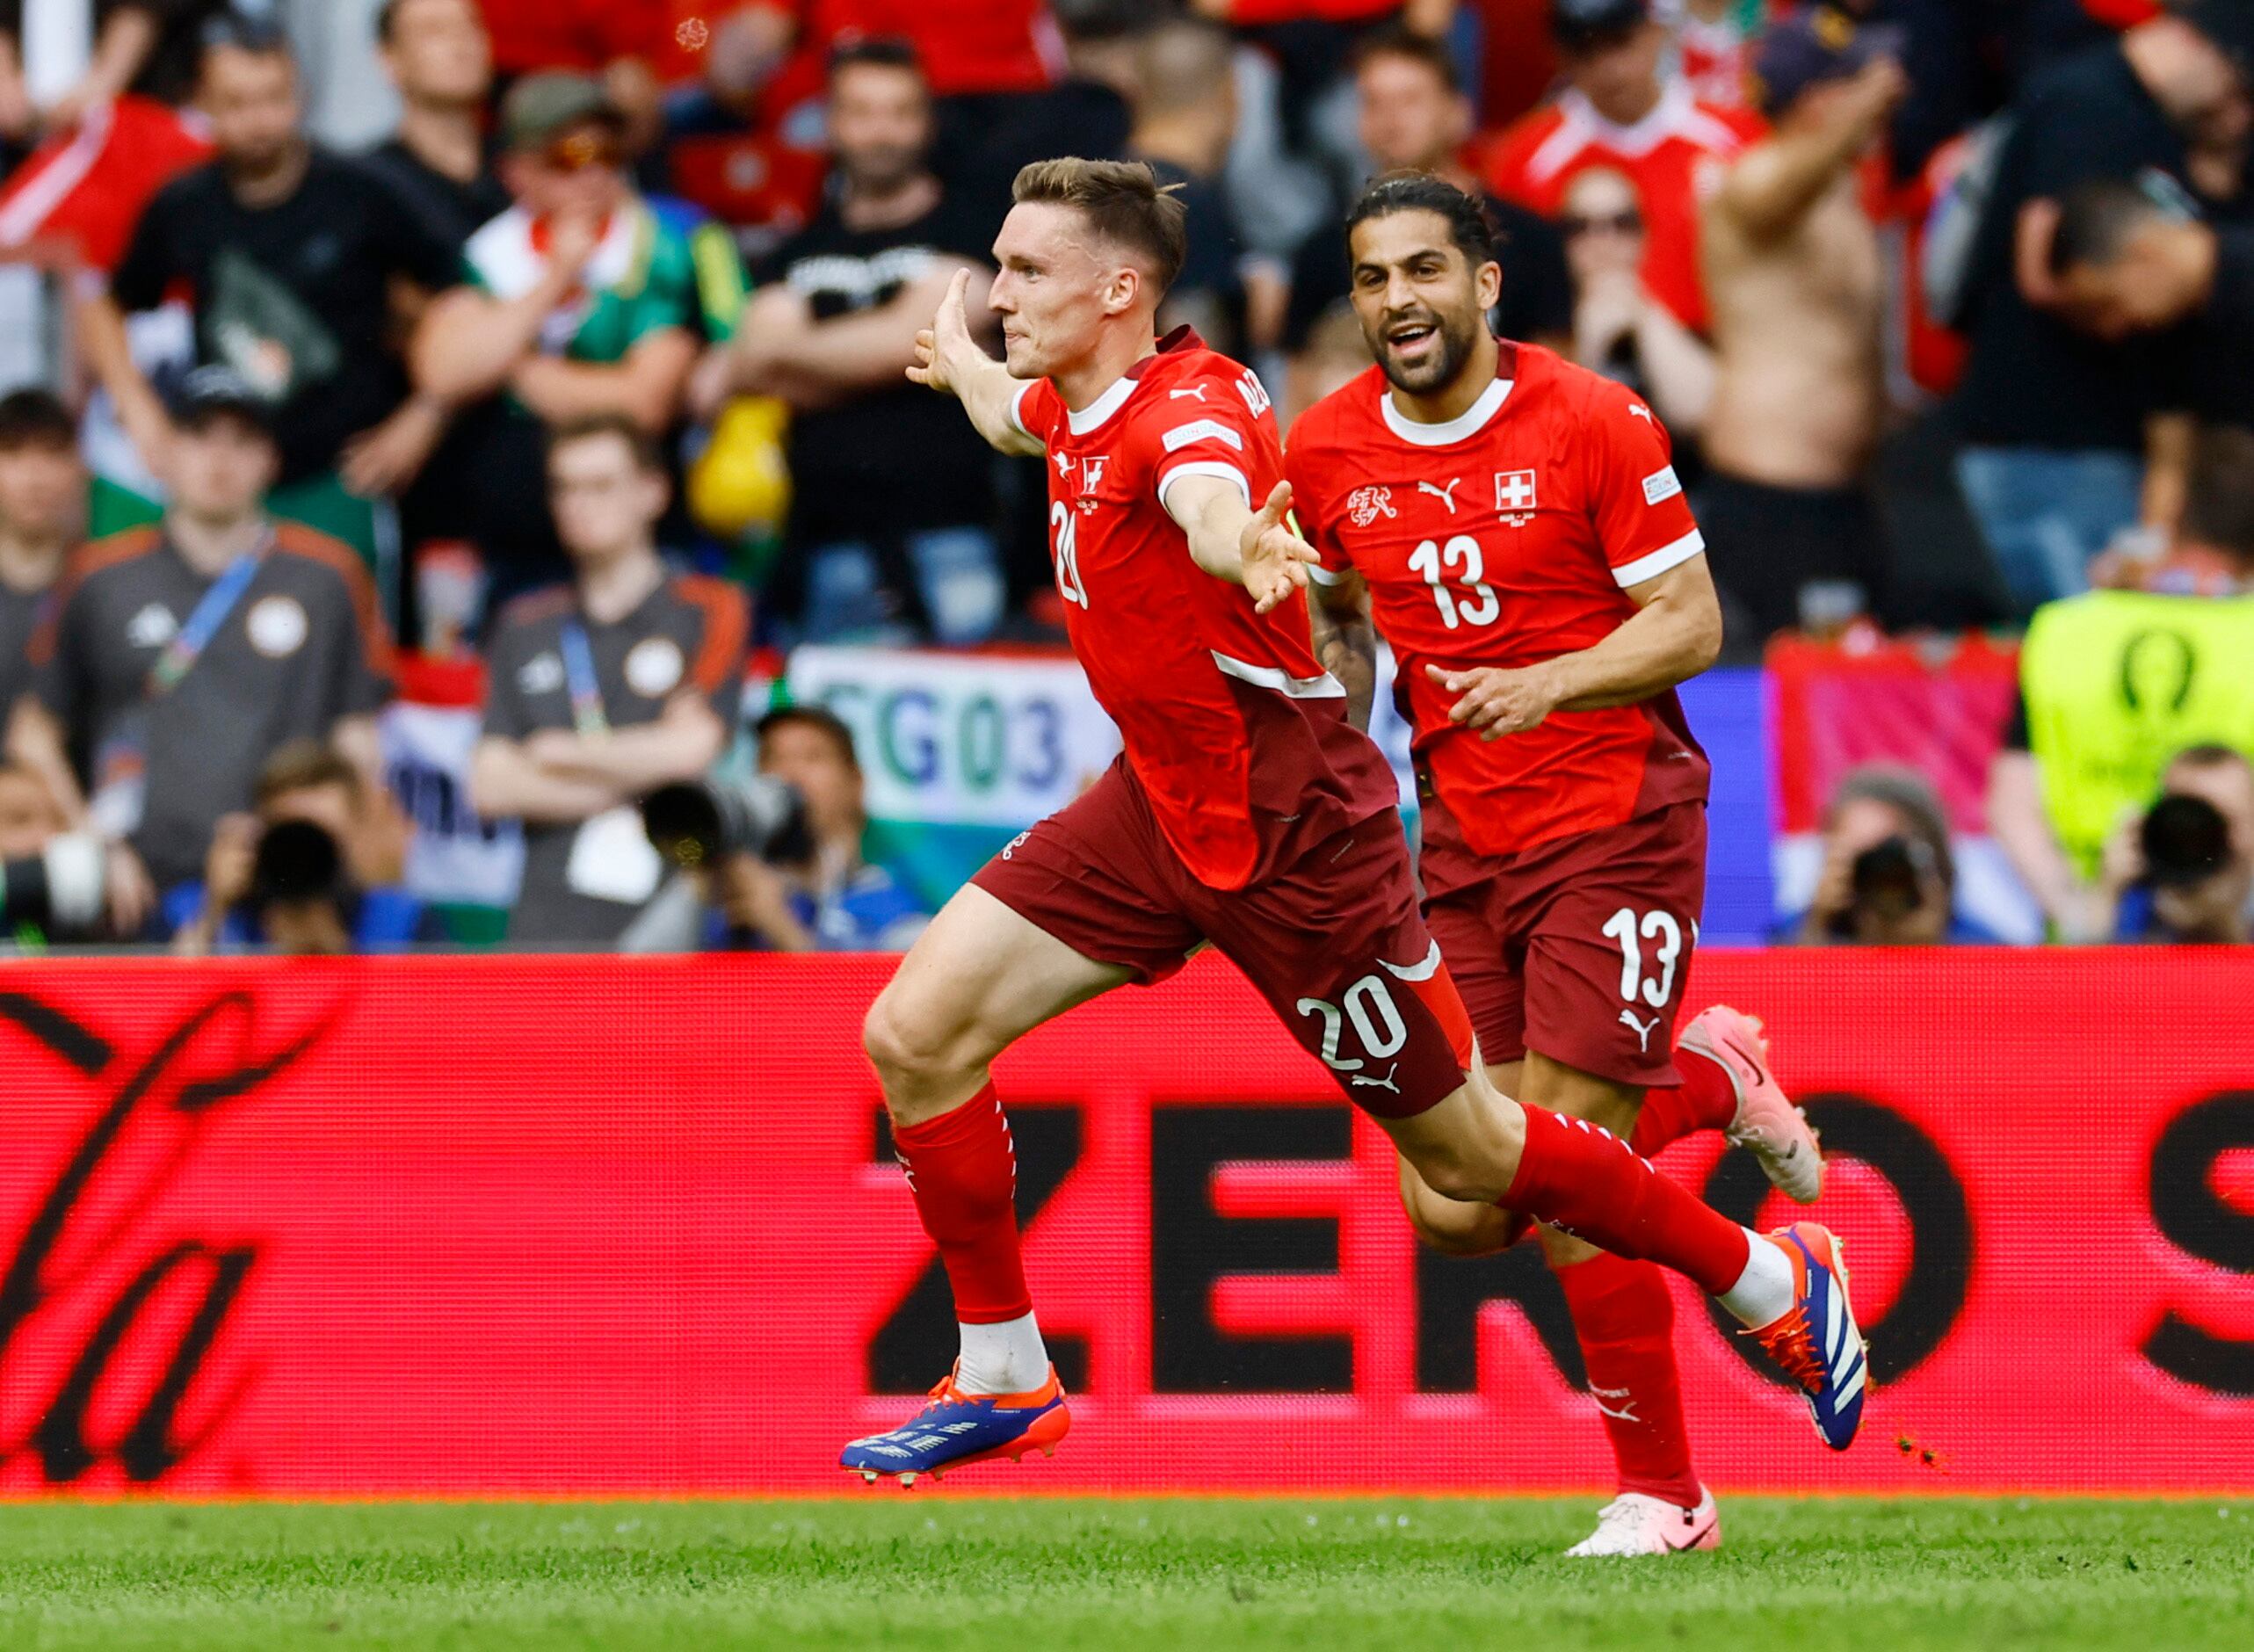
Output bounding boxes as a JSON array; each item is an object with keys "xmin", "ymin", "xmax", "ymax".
[
  {"xmin": 1629, "ymin": 1044, "xmax": 1738, "ymax": 1156},
  {"xmin": 1555, "ymin": 1251, "xmax": 1702, "ymax": 1508},
  {"xmin": 890, "ymin": 1085, "xmax": 1031, "ymax": 1324},
  {"xmin": 1503, "ymin": 1103, "xmax": 1751, "ymax": 1297}
]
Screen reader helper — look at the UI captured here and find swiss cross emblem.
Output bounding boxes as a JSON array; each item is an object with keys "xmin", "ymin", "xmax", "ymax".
[
  {"xmin": 1347, "ymin": 485, "xmax": 1395, "ymax": 527},
  {"xmin": 1495, "ymin": 468, "xmax": 1538, "ymax": 525},
  {"xmin": 1081, "ymin": 456, "xmax": 1107, "ymax": 494}
]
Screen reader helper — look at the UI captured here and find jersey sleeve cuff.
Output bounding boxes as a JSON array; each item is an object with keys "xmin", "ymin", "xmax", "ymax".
[
  {"xmin": 1156, "ymin": 460, "xmax": 1252, "ymax": 516},
  {"xmin": 1007, "ymin": 379, "xmax": 1036, "ymax": 440},
  {"xmin": 1612, "ymin": 527, "xmax": 1706, "ymax": 589}
]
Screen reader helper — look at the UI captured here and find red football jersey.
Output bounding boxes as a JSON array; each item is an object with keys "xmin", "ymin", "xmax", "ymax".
[
  {"xmin": 1286, "ymin": 345, "xmax": 1711, "ymax": 883},
  {"xmin": 1009, "ymin": 329, "xmax": 1398, "ymax": 892},
  {"xmin": 1484, "ymin": 83, "xmax": 1764, "ymax": 332}
]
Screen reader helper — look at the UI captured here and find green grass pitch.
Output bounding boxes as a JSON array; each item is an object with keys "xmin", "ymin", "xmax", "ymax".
[{"xmin": 0, "ymin": 1496, "xmax": 2247, "ymax": 1649}]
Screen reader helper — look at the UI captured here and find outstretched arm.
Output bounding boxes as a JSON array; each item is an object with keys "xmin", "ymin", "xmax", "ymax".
[
  {"xmin": 906, "ymin": 267, "xmax": 1044, "ymax": 457},
  {"xmin": 1714, "ymin": 58, "xmax": 1905, "ymax": 243},
  {"xmin": 1162, "ymin": 475, "xmax": 1323, "ymax": 612},
  {"xmin": 1426, "ymin": 554, "xmax": 1722, "ymax": 739}
]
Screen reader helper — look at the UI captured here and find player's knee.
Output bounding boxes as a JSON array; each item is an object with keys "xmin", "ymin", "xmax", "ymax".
[
  {"xmin": 861, "ymin": 991, "xmax": 959, "ymax": 1098},
  {"xmin": 1403, "ymin": 1185, "xmax": 1509, "ymax": 1257}
]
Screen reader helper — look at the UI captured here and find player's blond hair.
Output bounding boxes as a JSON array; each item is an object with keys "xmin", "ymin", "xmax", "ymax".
[{"xmin": 1011, "ymin": 157, "xmax": 1187, "ymax": 294}]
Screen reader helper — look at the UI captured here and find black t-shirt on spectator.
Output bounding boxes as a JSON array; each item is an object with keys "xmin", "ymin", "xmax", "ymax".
[
  {"xmin": 2155, "ymin": 225, "xmax": 2254, "ymax": 426},
  {"xmin": 111, "ymin": 149, "xmax": 459, "ymax": 482},
  {"xmin": 0, "ymin": 0, "xmax": 228, "ymax": 108},
  {"xmin": 1281, "ymin": 192, "xmax": 1574, "ymax": 354},
  {"xmin": 361, "ymin": 137, "xmax": 511, "ymax": 255},
  {"xmin": 1955, "ymin": 42, "xmax": 2211, "ymax": 452},
  {"xmin": 756, "ymin": 193, "xmax": 998, "ymax": 547},
  {"xmin": 1139, "ymin": 155, "xmax": 1250, "ymax": 353}
]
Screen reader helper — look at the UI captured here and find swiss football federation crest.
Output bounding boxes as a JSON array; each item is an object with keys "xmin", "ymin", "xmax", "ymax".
[
  {"xmin": 1495, "ymin": 468, "xmax": 1539, "ymax": 525},
  {"xmin": 1080, "ymin": 456, "xmax": 1108, "ymax": 494},
  {"xmin": 1348, "ymin": 486, "xmax": 1395, "ymax": 527}
]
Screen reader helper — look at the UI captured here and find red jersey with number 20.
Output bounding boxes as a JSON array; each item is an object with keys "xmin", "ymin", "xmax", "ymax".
[
  {"xmin": 1286, "ymin": 344, "xmax": 1711, "ymax": 885},
  {"xmin": 1009, "ymin": 328, "xmax": 1398, "ymax": 893}
]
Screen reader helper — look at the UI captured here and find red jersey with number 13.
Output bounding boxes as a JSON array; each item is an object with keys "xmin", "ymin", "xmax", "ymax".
[
  {"xmin": 1286, "ymin": 344, "xmax": 1710, "ymax": 886},
  {"xmin": 1009, "ymin": 327, "xmax": 1397, "ymax": 893}
]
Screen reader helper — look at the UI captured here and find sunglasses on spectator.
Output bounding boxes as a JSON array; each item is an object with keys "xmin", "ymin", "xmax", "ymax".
[
  {"xmin": 1561, "ymin": 210, "xmax": 1643, "ymax": 238},
  {"xmin": 543, "ymin": 128, "xmax": 621, "ymax": 173}
]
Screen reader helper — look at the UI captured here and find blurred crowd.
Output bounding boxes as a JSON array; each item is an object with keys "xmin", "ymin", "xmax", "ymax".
[{"xmin": 0, "ymin": 0, "xmax": 2247, "ymax": 952}]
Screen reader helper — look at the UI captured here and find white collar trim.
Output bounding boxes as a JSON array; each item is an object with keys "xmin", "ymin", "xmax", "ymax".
[
  {"xmin": 1380, "ymin": 375, "xmax": 1512, "ymax": 446},
  {"xmin": 1065, "ymin": 373, "xmax": 1141, "ymax": 435},
  {"xmin": 1555, "ymin": 80, "xmax": 1698, "ymax": 160}
]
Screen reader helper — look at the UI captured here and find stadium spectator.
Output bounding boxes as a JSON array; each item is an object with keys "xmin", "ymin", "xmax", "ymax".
[
  {"xmin": 1127, "ymin": 17, "xmax": 1265, "ymax": 354},
  {"xmin": 362, "ymin": 0, "xmax": 508, "ymax": 254},
  {"xmin": 1988, "ymin": 423, "xmax": 2254, "ymax": 940},
  {"xmin": 956, "ymin": 0, "xmax": 1138, "ymax": 222},
  {"xmin": 0, "ymin": 389, "xmax": 85, "ymax": 721},
  {"xmin": 7, "ymin": 368, "xmax": 395, "ymax": 930},
  {"xmin": 694, "ymin": 38, "xmax": 1004, "ymax": 645},
  {"xmin": 1951, "ymin": 1, "xmax": 2254, "ymax": 617},
  {"xmin": 1282, "ymin": 27, "xmax": 1572, "ymax": 418},
  {"xmin": 170, "ymin": 736, "xmax": 429, "ymax": 954},
  {"xmin": 1700, "ymin": 9, "xmax": 1903, "ymax": 643},
  {"xmin": 2104, "ymin": 743, "xmax": 2254, "ymax": 943},
  {"xmin": 2047, "ymin": 170, "xmax": 2254, "ymax": 433},
  {"xmin": 76, "ymin": 14, "xmax": 460, "ymax": 568},
  {"xmin": 1786, "ymin": 764, "xmax": 1997, "ymax": 945},
  {"xmin": 1560, "ymin": 165, "xmax": 1714, "ymax": 436},
  {"xmin": 1484, "ymin": 0, "xmax": 1764, "ymax": 334},
  {"xmin": 0, "ymin": 752, "xmax": 62, "ymax": 861},
  {"xmin": 1666, "ymin": 0, "xmax": 1755, "ymax": 107},
  {"xmin": 411, "ymin": 70, "xmax": 739, "ymax": 601},
  {"xmin": 470, "ymin": 415, "xmax": 748, "ymax": 947},
  {"xmin": 0, "ymin": 1, "xmax": 230, "ymax": 141},
  {"xmin": 743, "ymin": 703, "xmax": 931, "ymax": 950}
]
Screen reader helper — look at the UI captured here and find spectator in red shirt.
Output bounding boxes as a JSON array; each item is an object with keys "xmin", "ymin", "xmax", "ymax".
[
  {"xmin": 1486, "ymin": 0, "xmax": 1764, "ymax": 331},
  {"xmin": 477, "ymin": 0, "xmax": 663, "ymax": 153}
]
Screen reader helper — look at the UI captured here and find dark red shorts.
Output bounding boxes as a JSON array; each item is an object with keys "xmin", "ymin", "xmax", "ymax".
[
  {"xmin": 972, "ymin": 761, "xmax": 1474, "ymax": 1118},
  {"xmin": 1422, "ymin": 801, "xmax": 1707, "ymax": 1089}
]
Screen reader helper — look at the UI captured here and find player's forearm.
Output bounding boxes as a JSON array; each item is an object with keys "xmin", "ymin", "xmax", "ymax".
[
  {"xmin": 1309, "ymin": 589, "xmax": 1377, "ymax": 731},
  {"xmin": 1181, "ymin": 488, "xmax": 1258, "ymax": 585},
  {"xmin": 949, "ymin": 349, "xmax": 1044, "ymax": 456},
  {"xmin": 1545, "ymin": 589, "xmax": 1721, "ymax": 711}
]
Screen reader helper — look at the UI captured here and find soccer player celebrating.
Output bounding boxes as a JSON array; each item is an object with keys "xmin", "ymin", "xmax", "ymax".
[
  {"xmin": 842, "ymin": 158, "xmax": 1866, "ymax": 1488},
  {"xmin": 1286, "ymin": 171, "xmax": 1829, "ymax": 1555}
]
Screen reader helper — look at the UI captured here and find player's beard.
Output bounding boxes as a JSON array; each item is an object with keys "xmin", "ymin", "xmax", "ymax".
[{"xmin": 1376, "ymin": 306, "xmax": 1481, "ymax": 398}]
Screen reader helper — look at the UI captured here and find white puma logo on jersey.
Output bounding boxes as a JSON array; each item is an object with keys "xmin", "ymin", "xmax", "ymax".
[
  {"xmin": 1170, "ymin": 386, "xmax": 1207, "ymax": 401},
  {"xmin": 1627, "ymin": 402, "xmax": 1655, "ymax": 423},
  {"xmin": 1349, "ymin": 1063, "xmax": 1401, "ymax": 1095},
  {"xmin": 1417, "ymin": 478, "xmax": 1462, "ymax": 512},
  {"xmin": 1619, "ymin": 1009, "xmax": 1661, "ymax": 1051}
]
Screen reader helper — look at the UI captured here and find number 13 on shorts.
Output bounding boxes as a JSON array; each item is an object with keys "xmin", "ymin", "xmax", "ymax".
[{"xmin": 1602, "ymin": 905, "xmax": 1692, "ymax": 1009}]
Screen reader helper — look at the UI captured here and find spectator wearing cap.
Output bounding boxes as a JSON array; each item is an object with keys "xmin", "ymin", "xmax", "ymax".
[
  {"xmin": 5, "ymin": 369, "xmax": 395, "ymax": 932},
  {"xmin": 0, "ymin": 390, "xmax": 86, "ymax": 721},
  {"xmin": 76, "ymin": 14, "xmax": 460, "ymax": 572},
  {"xmin": 692, "ymin": 39, "xmax": 1004, "ymax": 645},
  {"xmin": 1953, "ymin": 0, "xmax": 2254, "ymax": 618},
  {"xmin": 1698, "ymin": 6, "xmax": 1906, "ymax": 644},
  {"xmin": 361, "ymin": 0, "xmax": 508, "ymax": 255},
  {"xmin": 0, "ymin": 2, "xmax": 233, "ymax": 143},
  {"xmin": 1282, "ymin": 26, "xmax": 1574, "ymax": 425},
  {"xmin": 411, "ymin": 70, "xmax": 746, "ymax": 602},
  {"xmin": 1485, "ymin": 0, "xmax": 1765, "ymax": 334},
  {"xmin": 1784, "ymin": 764, "xmax": 2000, "ymax": 945},
  {"xmin": 1988, "ymin": 422, "xmax": 2254, "ymax": 941},
  {"xmin": 470, "ymin": 414, "xmax": 749, "ymax": 948}
]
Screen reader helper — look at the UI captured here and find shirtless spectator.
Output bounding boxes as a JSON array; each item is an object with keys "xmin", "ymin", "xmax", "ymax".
[
  {"xmin": 1700, "ymin": 10, "xmax": 1905, "ymax": 644},
  {"xmin": 1486, "ymin": 0, "xmax": 1764, "ymax": 335},
  {"xmin": 1562, "ymin": 166, "xmax": 1714, "ymax": 437}
]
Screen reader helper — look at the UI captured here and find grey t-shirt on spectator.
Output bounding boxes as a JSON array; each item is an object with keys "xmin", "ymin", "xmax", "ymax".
[
  {"xmin": 0, "ymin": 578, "xmax": 48, "ymax": 721},
  {"xmin": 481, "ymin": 572, "xmax": 749, "ymax": 947},
  {"xmin": 30, "ymin": 524, "xmax": 394, "ymax": 890}
]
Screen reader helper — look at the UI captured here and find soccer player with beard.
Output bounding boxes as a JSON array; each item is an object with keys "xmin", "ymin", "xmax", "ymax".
[
  {"xmin": 839, "ymin": 158, "xmax": 1866, "ymax": 1489},
  {"xmin": 1286, "ymin": 172, "xmax": 1833, "ymax": 1555}
]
